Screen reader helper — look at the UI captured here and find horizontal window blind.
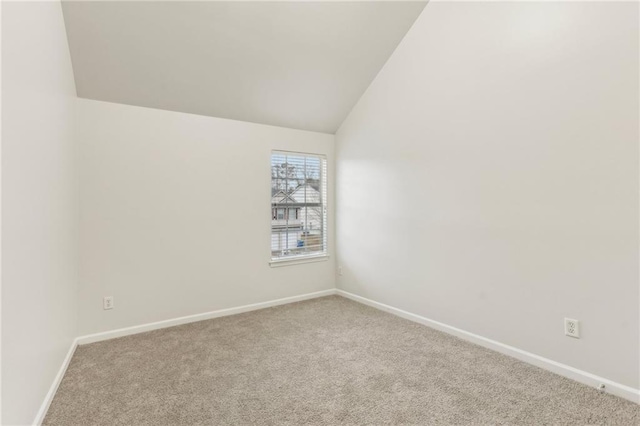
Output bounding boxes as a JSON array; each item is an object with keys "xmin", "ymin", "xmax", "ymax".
[{"xmin": 271, "ymin": 151, "xmax": 327, "ymax": 260}]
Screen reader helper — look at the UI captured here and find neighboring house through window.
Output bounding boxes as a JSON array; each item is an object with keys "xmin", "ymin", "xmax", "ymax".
[{"xmin": 271, "ymin": 151, "xmax": 327, "ymax": 261}]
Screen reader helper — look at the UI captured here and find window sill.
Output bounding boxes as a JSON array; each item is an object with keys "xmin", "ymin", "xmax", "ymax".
[{"xmin": 269, "ymin": 254, "xmax": 329, "ymax": 268}]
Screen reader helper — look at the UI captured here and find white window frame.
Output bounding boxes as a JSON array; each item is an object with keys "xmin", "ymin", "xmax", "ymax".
[{"xmin": 269, "ymin": 150, "xmax": 328, "ymax": 267}]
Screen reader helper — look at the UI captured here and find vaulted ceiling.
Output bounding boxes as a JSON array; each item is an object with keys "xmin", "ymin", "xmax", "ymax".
[{"xmin": 61, "ymin": 1, "xmax": 427, "ymax": 134}]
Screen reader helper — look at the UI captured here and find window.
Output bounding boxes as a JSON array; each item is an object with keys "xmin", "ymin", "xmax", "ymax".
[{"xmin": 271, "ymin": 151, "xmax": 327, "ymax": 262}]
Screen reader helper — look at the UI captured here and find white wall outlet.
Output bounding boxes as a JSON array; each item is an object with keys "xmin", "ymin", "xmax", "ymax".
[
  {"xmin": 338, "ymin": 266, "xmax": 343, "ymax": 276},
  {"xmin": 103, "ymin": 296, "xmax": 114, "ymax": 310},
  {"xmin": 564, "ymin": 318, "xmax": 580, "ymax": 338}
]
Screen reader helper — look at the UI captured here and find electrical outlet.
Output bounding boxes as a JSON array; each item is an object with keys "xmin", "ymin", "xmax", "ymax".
[
  {"xmin": 103, "ymin": 296, "xmax": 114, "ymax": 310},
  {"xmin": 564, "ymin": 318, "xmax": 580, "ymax": 338},
  {"xmin": 338, "ymin": 266, "xmax": 343, "ymax": 276}
]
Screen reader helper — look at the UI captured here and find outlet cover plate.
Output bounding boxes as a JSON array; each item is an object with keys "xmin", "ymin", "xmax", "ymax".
[
  {"xmin": 564, "ymin": 318, "xmax": 580, "ymax": 338},
  {"xmin": 103, "ymin": 296, "xmax": 114, "ymax": 310}
]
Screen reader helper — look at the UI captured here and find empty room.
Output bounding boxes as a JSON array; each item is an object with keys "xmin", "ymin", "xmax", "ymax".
[{"xmin": 1, "ymin": 0, "xmax": 639, "ymax": 424}]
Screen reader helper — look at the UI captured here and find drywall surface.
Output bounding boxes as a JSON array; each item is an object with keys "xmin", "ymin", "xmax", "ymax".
[
  {"xmin": 78, "ymin": 99, "xmax": 335, "ymax": 335},
  {"xmin": 336, "ymin": 2, "xmax": 639, "ymax": 389},
  {"xmin": 62, "ymin": 1, "xmax": 426, "ymax": 134},
  {"xmin": 1, "ymin": 2, "xmax": 79, "ymax": 424}
]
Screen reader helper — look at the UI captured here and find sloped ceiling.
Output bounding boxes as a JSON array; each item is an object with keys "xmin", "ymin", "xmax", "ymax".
[{"xmin": 61, "ymin": 1, "xmax": 427, "ymax": 134}]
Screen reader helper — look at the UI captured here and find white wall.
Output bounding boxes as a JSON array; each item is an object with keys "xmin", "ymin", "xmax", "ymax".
[
  {"xmin": 1, "ymin": 2, "xmax": 79, "ymax": 424},
  {"xmin": 78, "ymin": 99, "xmax": 335, "ymax": 335},
  {"xmin": 336, "ymin": 1, "xmax": 639, "ymax": 389}
]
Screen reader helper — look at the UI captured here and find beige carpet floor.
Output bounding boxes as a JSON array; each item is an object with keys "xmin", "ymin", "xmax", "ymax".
[{"xmin": 44, "ymin": 296, "xmax": 639, "ymax": 425}]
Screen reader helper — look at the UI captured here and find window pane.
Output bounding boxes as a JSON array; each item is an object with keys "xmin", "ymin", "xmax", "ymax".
[{"xmin": 271, "ymin": 152, "xmax": 327, "ymax": 260}]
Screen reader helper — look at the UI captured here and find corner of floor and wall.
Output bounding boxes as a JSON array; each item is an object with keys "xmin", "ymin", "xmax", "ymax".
[{"xmin": 2, "ymin": 1, "xmax": 639, "ymax": 425}]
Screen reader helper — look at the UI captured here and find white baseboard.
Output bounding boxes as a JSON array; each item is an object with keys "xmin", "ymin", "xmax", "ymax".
[
  {"xmin": 33, "ymin": 337, "xmax": 79, "ymax": 425},
  {"xmin": 77, "ymin": 289, "xmax": 337, "ymax": 345},
  {"xmin": 36, "ymin": 286, "xmax": 638, "ymax": 426},
  {"xmin": 336, "ymin": 289, "xmax": 640, "ymax": 404},
  {"xmin": 36, "ymin": 289, "xmax": 336, "ymax": 424}
]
